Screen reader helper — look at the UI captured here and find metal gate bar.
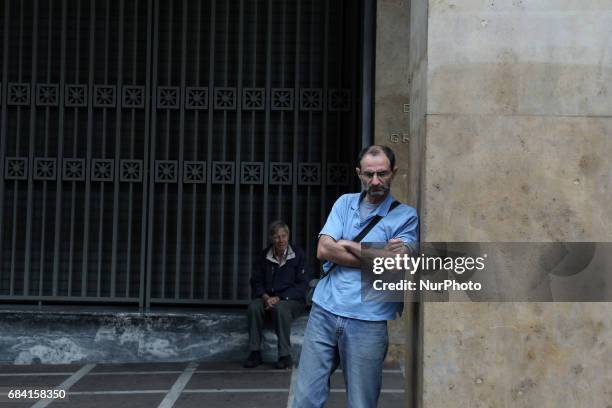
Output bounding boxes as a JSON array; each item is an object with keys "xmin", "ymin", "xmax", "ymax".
[
  {"xmin": 231, "ymin": 0, "xmax": 244, "ymax": 301},
  {"xmin": 202, "ymin": 0, "xmax": 216, "ymax": 303},
  {"xmin": 0, "ymin": 0, "xmax": 9, "ymax": 296},
  {"xmin": 23, "ymin": 0, "xmax": 38, "ymax": 296}
]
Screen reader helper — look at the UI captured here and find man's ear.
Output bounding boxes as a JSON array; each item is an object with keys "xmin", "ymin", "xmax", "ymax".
[
  {"xmin": 355, "ymin": 167, "xmax": 361, "ymax": 176},
  {"xmin": 392, "ymin": 166, "xmax": 399, "ymax": 177}
]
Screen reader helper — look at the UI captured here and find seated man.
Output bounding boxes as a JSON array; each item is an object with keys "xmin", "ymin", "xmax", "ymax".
[{"xmin": 244, "ymin": 220, "xmax": 308, "ymax": 369}]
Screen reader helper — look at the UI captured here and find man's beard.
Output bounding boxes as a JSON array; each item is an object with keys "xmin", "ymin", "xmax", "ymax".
[{"xmin": 363, "ymin": 183, "xmax": 390, "ymax": 197}]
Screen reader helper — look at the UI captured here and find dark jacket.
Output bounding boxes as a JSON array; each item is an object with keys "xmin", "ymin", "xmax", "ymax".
[{"xmin": 250, "ymin": 244, "xmax": 308, "ymax": 301}]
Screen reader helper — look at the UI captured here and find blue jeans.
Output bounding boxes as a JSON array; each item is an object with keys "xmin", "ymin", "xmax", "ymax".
[{"xmin": 293, "ymin": 303, "xmax": 389, "ymax": 408}]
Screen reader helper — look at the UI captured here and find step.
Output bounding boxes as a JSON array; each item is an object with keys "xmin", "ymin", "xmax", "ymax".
[{"xmin": 0, "ymin": 306, "xmax": 308, "ymax": 365}]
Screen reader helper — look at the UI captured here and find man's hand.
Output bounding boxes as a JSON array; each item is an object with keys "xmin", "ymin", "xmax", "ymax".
[
  {"xmin": 264, "ymin": 295, "xmax": 280, "ymax": 310},
  {"xmin": 361, "ymin": 238, "xmax": 412, "ymax": 272},
  {"xmin": 384, "ymin": 238, "xmax": 407, "ymax": 254}
]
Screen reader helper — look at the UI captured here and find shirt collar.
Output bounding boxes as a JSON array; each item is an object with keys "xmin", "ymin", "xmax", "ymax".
[
  {"xmin": 266, "ymin": 244, "xmax": 296, "ymax": 266},
  {"xmin": 351, "ymin": 191, "xmax": 396, "ymax": 216}
]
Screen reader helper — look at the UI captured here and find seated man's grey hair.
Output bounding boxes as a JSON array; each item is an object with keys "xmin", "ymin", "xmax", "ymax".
[{"xmin": 269, "ymin": 220, "xmax": 290, "ymax": 238}]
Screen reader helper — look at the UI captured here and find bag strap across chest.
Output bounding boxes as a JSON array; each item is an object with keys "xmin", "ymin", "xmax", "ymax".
[{"xmin": 320, "ymin": 200, "xmax": 400, "ymax": 278}]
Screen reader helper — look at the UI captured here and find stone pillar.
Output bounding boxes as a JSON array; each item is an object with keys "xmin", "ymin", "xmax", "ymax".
[
  {"xmin": 374, "ymin": 0, "xmax": 414, "ymax": 370},
  {"xmin": 377, "ymin": 0, "xmax": 612, "ymax": 405},
  {"xmin": 411, "ymin": 0, "xmax": 612, "ymax": 406}
]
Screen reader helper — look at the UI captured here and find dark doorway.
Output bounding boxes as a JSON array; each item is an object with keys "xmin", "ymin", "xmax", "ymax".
[{"xmin": 0, "ymin": 0, "xmax": 365, "ymax": 307}]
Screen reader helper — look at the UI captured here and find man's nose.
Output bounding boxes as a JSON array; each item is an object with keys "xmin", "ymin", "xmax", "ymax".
[{"xmin": 371, "ymin": 174, "xmax": 382, "ymax": 185}]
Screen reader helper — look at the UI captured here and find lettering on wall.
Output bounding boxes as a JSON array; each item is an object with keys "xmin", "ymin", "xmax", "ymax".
[{"xmin": 389, "ymin": 102, "xmax": 411, "ymax": 144}]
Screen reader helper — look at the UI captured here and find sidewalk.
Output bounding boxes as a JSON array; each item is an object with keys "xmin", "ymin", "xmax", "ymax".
[{"xmin": 0, "ymin": 361, "xmax": 406, "ymax": 407}]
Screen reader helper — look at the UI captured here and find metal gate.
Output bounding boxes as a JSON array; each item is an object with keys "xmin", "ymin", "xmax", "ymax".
[{"xmin": 0, "ymin": 0, "xmax": 363, "ymax": 308}]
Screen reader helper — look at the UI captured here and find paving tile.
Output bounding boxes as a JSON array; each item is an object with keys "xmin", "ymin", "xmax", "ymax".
[
  {"xmin": 0, "ymin": 364, "xmax": 80, "ymax": 374},
  {"xmin": 70, "ymin": 373, "xmax": 178, "ymax": 392},
  {"xmin": 330, "ymin": 371, "xmax": 405, "ymax": 390},
  {"xmin": 0, "ymin": 361, "xmax": 406, "ymax": 408},
  {"xmin": 381, "ymin": 373, "xmax": 406, "ymax": 390},
  {"xmin": 92, "ymin": 362, "xmax": 188, "ymax": 373},
  {"xmin": 186, "ymin": 372, "xmax": 291, "ymax": 389},
  {"xmin": 49, "ymin": 393, "xmax": 165, "ymax": 408},
  {"xmin": 0, "ymin": 375, "xmax": 69, "ymax": 388},
  {"xmin": 325, "ymin": 391, "xmax": 406, "ymax": 408},
  {"xmin": 379, "ymin": 392, "xmax": 407, "ymax": 408},
  {"xmin": 195, "ymin": 361, "xmax": 247, "ymax": 370},
  {"xmin": 174, "ymin": 391, "xmax": 289, "ymax": 408},
  {"xmin": 0, "ymin": 400, "xmax": 34, "ymax": 408},
  {"xmin": 325, "ymin": 392, "xmax": 348, "ymax": 408},
  {"xmin": 195, "ymin": 361, "xmax": 293, "ymax": 371}
]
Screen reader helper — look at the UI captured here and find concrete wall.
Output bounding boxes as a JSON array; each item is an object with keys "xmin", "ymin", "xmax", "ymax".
[{"xmin": 369, "ymin": 0, "xmax": 612, "ymax": 406}]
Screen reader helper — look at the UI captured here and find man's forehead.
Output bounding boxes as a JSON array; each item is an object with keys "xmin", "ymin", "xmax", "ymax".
[{"xmin": 359, "ymin": 154, "xmax": 392, "ymax": 170}]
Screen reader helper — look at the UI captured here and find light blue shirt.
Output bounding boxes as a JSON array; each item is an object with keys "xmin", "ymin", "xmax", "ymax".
[{"xmin": 313, "ymin": 192, "xmax": 419, "ymax": 321}]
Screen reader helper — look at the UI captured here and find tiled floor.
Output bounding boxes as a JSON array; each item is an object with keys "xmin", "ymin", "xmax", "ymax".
[{"xmin": 0, "ymin": 361, "xmax": 406, "ymax": 407}]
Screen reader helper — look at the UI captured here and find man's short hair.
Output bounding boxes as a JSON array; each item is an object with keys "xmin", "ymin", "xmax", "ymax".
[
  {"xmin": 357, "ymin": 145, "xmax": 396, "ymax": 169},
  {"xmin": 269, "ymin": 220, "xmax": 290, "ymax": 238}
]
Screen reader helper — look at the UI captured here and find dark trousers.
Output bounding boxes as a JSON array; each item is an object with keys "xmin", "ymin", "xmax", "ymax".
[{"xmin": 247, "ymin": 298, "xmax": 304, "ymax": 357}]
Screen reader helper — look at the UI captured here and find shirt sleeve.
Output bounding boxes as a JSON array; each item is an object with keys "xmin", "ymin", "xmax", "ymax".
[
  {"xmin": 394, "ymin": 206, "xmax": 419, "ymax": 252},
  {"xmin": 318, "ymin": 194, "xmax": 348, "ymax": 241}
]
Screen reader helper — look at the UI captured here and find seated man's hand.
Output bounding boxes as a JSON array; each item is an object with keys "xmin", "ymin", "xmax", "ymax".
[{"xmin": 265, "ymin": 296, "xmax": 280, "ymax": 310}]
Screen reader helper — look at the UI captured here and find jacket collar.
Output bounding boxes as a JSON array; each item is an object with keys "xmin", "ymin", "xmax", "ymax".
[{"xmin": 266, "ymin": 244, "xmax": 296, "ymax": 267}]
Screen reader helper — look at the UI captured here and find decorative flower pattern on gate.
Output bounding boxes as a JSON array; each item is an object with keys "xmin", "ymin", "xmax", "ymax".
[
  {"xmin": 328, "ymin": 89, "xmax": 351, "ymax": 111},
  {"xmin": 123, "ymin": 86, "xmax": 145, "ymax": 108},
  {"xmin": 34, "ymin": 158, "xmax": 57, "ymax": 180},
  {"xmin": 94, "ymin": 85, "xmax": 116, "ymax": 108},
  {"xmin": 240, "ymin": 162, "xmax": 264, "ymax": 184},
  {"xmin": 214, "ymin": 87, "xmax": 236, "ymax": 110},
  {"xmin": 8, "ymin": 83, "xmax": 30, "ymax": 106},
  {"xmin": 2, "ymin": 83, "xmax": 353, "ymax": 112},
  {"xmin": 212, "ymin": 161, "xmax": 234, "ymax": 184},
  {"xmin": 327, "ymin": 163, "xmax": 349, "ymax": 185},
  {"xmin": 157, "ymin": 87, "xmax": 180, "ymax": 109},
  {"xmin": 185, "ymin": 87, "xmax": 208, "ymax": 110},
  {"xmin": 92, "ymin": 159, "xmax": 114, "ymax": 182},
  {"xmin": 5, "ymin": 158, "xmax": 28, "ymax": 180},
  {"xmin": 120, "ymin": 160, "xmax": 143, "ymax": 182},
  {"xmin": 298, "ymin": 163, "xmax": 321, "ymax": 185},
  {"xmin": 271, "ymin": 88, "xmax": 293, "ymax": 111},
  {"xmin": 65, "ymin": 84, "xmax": 87, "ymax": 107},
  {"xmin": 63, "ymin": 159, "xmax": 86, "ymax": 181},
  {"xmin": 300, "ymin": 88, "xmax": 322, "ymax": 111},
  {"xmin": 270, "ymin": 162, "xmax": 292, "ymax": 185},
  {"xmin": 183, "ymin": 161, "xmax": 206, "ymax": 184},
  {"xmin": 155, "ymin": 160, "xmax": 178, "ymax": 183},
  {"xmin": 2, "ymin": 158, "xmax": 345, "ymax": 187},
  {"xmin": 36, "ymin": 84, "xmax": 59, "ymax": 106},
  {"xmin": 242, "ymin": 88, "xmax": 265, "ymax": 110}
]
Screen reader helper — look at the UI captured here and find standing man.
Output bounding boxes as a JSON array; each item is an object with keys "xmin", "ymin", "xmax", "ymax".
[
  {"xmin": 244, "ymin": 220, "xmax": 308, "ymax": 369},
  {"xmin": 293, "ymin": 145, "xmax": 419, "ymax": 407}
]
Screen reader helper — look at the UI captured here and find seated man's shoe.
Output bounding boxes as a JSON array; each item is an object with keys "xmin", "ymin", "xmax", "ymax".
[
  {"xmin": 243, "ymin": 351, "xmax": 262, "ymax": 368},
  {"xmin": 275, "ymin": 355, "xmax": 293, "ymax": 369}
]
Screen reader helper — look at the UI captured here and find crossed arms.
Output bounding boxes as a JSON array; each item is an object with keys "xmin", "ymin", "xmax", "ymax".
[{"xmin": 317, "ymin": 235, "xmax": 408, "ymax": 268}]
